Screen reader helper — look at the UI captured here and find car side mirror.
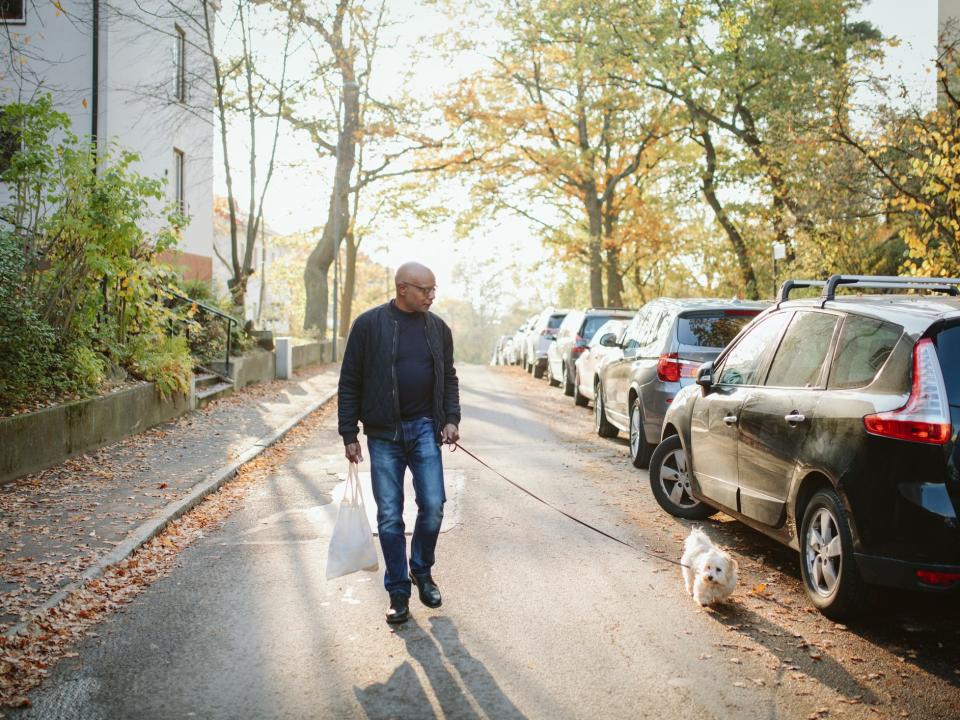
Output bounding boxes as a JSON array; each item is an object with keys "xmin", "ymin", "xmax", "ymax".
[
  {"xmin": 599, "ymin": 332, "xmax": 618, "ymax": 348},
  {"xmin": 696, "ymin": 362, "xmax": 714, "ymax": 390}
]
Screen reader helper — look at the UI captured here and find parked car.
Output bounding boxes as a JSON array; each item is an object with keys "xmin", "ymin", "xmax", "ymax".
[
  {"xmin": 574, "ymin": 318, "xmax": 630, "ymax": 408},
  {"xmin": 491, "ymin": 335, "xmax": 513, "ymax": 365},
  {"xmin": 595, "ymin": 298, "xmax": 766, "ymax": 467},
  {"xmin": 547, "ymin": 308, "xmax": 636, "ymax": 395},
  {"xmin": 649, "ymin": 275, "xmax": 960, "ymax": 619},
  {"xmin": 512, "ymin": 314, "xmax": 539, "ymax": 367},
  {"xmin": 523, "ymin": 308, "xmax": 569, "ymax": 378}
]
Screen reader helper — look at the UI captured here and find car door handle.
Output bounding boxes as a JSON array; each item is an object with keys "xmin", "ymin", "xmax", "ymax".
[
  {"xmin": 784, "ymin": 413, "xmax": 806, "ymax": 424},
  {"xmin": 723, "ymin": 415, "xmax": 738, "ymax": 426}
]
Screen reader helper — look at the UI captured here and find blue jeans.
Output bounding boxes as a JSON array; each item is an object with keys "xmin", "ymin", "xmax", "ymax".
[{"xmin": 367, "ymin": 417, "xmax": 446, "ymax": 597}]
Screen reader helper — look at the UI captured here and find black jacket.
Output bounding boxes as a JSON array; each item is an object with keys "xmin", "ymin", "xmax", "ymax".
[{"xmin": 338, "ymin": 302, "xmax": 460, "ymax": 445}]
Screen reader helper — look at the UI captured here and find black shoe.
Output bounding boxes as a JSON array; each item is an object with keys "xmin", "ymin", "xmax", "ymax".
[
  {"xmin": 386, "ymin": 593, "xmax": 410, "ymax": 625},
  {"xmin": 410, "ymin": 572, "xmax": 442, "ymax": 608}
]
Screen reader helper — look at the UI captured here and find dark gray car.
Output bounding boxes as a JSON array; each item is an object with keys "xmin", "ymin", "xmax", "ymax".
[{"xmin": 594, "ymin": 298, "xmax": 767, "ymax": 467}]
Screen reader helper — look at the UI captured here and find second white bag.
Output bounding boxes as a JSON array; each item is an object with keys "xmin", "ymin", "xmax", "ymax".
[{"xmin": 326, "ymin": 463, "xmax": 379, "ymax": 580}]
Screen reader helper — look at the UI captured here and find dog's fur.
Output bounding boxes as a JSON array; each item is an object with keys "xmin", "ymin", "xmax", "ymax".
[{"xmin": 681, "ymin": 528, "xmax": 738, "ymax": 606}]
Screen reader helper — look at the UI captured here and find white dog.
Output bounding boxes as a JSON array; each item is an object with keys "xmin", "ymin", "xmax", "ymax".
[{"xmin": 681, "ymin": 528, "xmax": 739, "ymax": 606}]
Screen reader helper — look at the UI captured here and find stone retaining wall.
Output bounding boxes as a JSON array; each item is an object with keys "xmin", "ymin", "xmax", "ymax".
[
  {"xmin": 0, "ymin": 341, "xmax": 329, "ymax": 486},
  {"xmin": 0, "ymin": 384, "xmax": 189, "ymax": 486}
]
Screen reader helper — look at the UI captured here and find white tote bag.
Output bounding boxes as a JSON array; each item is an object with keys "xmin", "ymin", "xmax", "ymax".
[{"xmin": 326, "ymin": 463, "xmax": 379, "ymax": 579}]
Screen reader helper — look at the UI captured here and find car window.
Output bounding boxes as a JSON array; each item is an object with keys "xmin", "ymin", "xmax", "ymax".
[
  {"xmin": 765, "ymin": 311, "xmax": 839, "ymax": 388},
  {"xmin": 678, "ymin": 312, "xmax": 759, "ymax": 349},
  {"xmin": 624, "ymin": 308, "xmax": 648, "ymax": 349},
  {"xmin": 828, "ymin": 315, "xmax": 903, "ymax": 390},
  {"xmin": 716, "ymin": 312, "xmax": 791, "ymax": 386},
  {"xmin": 547, "ymin": 313, "xmax": 566, "ymax": 330},
  {"xmin": 934, "ymin": 324, "xmax": 960, "ymax": 405},
  {"xmin": 642, "ymin": 310, "xmax": 675, "ymax": 353},
  {"xmin": 582, "ymin": 314, "xmax": 619, "ymax": 341},
  {"xmin": 636, "ymin": 306, "xmax": 664, "ymax": 348}
]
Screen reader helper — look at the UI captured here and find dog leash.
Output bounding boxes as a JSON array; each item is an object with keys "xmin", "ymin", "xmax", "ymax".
[{"xmin": 447, "ymin": 441, "xmax": 689, "ymax": 569}]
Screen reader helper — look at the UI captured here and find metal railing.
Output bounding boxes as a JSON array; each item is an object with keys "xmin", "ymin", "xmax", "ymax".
[{"xmin": 164, "ymin": 288, "xmax": 241, "ymax": 374}]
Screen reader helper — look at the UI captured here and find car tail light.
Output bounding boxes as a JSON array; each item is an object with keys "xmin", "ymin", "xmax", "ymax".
[
  {"xmin": 656, "ymin": 353, "xmax": 700, "ymax": 382},
  {"xmin": 541, "ymin": 328, "xmax": 555, "ymax": 337},
  {"xmin": 863, "ymin": 338, "xmax": 952, "ymax": 445},
  {"xmin": 916, "ymin": 569, "xmax": 960, "ymax": 587},
  {"xmin": 572, "ymin": 336, "xmax": 587, "ymax": 355}
]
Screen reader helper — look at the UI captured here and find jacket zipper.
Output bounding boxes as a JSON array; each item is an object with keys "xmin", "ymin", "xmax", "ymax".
[
  {"xmin": 391, "ymin": 318, "xmax": 401, "ymax": 441},
  {"xmin": 424, "ymin": 315, "xmax": 441, "ymax": 441}
]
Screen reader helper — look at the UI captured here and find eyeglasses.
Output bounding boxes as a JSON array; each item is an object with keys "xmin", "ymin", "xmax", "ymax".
[{"xmin": 403, "ymin": 282, "xmax": 438, "ymax": 296}]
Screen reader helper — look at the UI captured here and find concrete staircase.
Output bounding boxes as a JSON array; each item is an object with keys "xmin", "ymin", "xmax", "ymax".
[{"xmin": 193, "ymin": 367, "xmax": 235, "ymax": 408}]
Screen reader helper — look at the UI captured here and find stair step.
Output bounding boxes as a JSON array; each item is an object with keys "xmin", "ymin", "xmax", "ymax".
[
  {"xmin": 195, "ymin": 381, "xmax": 235, "ymax": 408},
  {"xmin": 193, "ymin": 372, "xmax": 222, "ymax": 391}
]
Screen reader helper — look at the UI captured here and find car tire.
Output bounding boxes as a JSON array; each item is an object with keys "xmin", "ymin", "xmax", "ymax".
[
  {"xmin": 574, "ymin": 370, "xmax": 589, "ymax": 407},
  {"xmin": 548, "ymin": 364, "xmax": 561, "ymax": 387},
  {"xmin": 533, "ymin": 361, "xmax": 545, "ymax": 379},
  {"xmin": 526, "ymin": 358, "xmax": 533, "ymax": 374},
  {"xmin": 629, "ymin": 398, "xmax": 654, "ymax": 469},
  {"xmin": 799, "ymin": 488, "xmax": 873, "ymax": 621},
  {"xmin": 594, "ymin": 382, "xmax": 619, "ymax": 438},
  {"xmin": 563, "ymin": 363, "xmax": 575, "ymax": 397},
  {"xmin": 649, "ymin": 435, "xmax": 716, "ymax": 520}
]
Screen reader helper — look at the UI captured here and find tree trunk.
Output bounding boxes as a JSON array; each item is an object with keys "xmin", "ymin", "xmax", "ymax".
[
  {"xmin": 339, "ymin": 229, "xmax": 358, "ymax": 334},
  {"xmin": 700, "ymin": 129, "xmax": 759, "ymax": 299},
  {"xmin": 605, "ymin": 248, "xmax": 624, "ymax": 307},
  {"xmin": 303, "ymin": 79, "xmax": 360, "ymax": 334},
  {"xmin": 583, "ymin": 189, "xmax": 605, "ymax": 307}
]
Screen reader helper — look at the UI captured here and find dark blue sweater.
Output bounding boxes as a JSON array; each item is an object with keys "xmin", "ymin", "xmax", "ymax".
[{"xmin": 390, "ymin": 302, "xmax": 434, "ymax": 419}]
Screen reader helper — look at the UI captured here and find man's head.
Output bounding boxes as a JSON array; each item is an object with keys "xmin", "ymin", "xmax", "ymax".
[{"xmin": 395, "ymin": 262, "xmax": 437, "ymax": 313}]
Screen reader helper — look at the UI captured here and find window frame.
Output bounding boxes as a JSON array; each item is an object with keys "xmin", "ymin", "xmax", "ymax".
[
  {"xmin": 826, "ymin": 312, "xmax": 904, "ymax": 390},
  {"xmin": 761, "ymin": 309, "xmax": 843, "ymax": 390},
  {"xmin": 174, "ymin": 24, "xmax": 187, "ymax": 103},
  {"xmin": 714, "ymin": 311, "xmax": 793, "ymax": 388},
  {"xmin": 173, "ymin": 148, "xmax": 186, "ymax": 216},
  {"xmin": 0, "ymin": 0, "xmax": 26, "ymax": 25}
]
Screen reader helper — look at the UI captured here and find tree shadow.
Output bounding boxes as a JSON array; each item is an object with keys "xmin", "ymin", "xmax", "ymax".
[
  {"xmin": 707, "ymin": 601, "xmax": 880, "ymax": 706},
  {"xmin": 354, "ymin": 618, "xmax": 527, "ymax": 720}
]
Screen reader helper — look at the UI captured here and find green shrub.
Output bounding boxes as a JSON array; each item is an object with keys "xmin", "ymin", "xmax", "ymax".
[{"xmin": 125, "ymin": 334, "xmax": 192, "ymax": 399}]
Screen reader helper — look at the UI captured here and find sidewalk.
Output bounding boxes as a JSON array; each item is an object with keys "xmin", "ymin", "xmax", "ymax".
[{"xmin": 0, "ymin": 364, "xmax": 340, "ymax": 636}]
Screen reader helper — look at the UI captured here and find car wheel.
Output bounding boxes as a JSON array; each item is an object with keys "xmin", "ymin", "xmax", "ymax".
[
  {"xmin": 629, "ymin": 398, "xmax": 654, "ymax": 469},
  {"xmin": 594, "ymin": 382, "xmax": 619, "ymax": 438},
  {"xmin": 799, "ymin": 489, "xmax": 872, "ymax": 620},
  {"xmin": 563, "ymin": 363, "xmax": 575, "ymax": 397},
  {"xmin": 526, "ymin": 358, "xmax": 533, "ymax": 374},
  {"xmin": 548, "ymin": 362, "xmax": 561, "ymax": 387},
  {"xmin": 533, "ymin": 361, "xmax": 545, "ymax": 379},
  {"xmin": 648, "ymin": 435, "xmax": 715, "ymax": 520},
  {"xmin": 574, "ymin": 370, "xmax": 589, "ymax": 407}
]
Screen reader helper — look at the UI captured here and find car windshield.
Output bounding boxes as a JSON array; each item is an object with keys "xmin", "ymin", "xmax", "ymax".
[
  {"xmin": 582, "ymin": 315, "xmax": 622, "ymax": 341},
  {"xmin": 547, "ymin": 314, "xmax": 566, "ymax": 329},
  {"xmin": 678, "ymin": 312, "xmax": 758, "ymax": 348}
]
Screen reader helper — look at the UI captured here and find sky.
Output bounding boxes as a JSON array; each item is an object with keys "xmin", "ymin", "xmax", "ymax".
[{"xmin": 214, "ymin": 0, "xmax": 941, "ymax": 313}]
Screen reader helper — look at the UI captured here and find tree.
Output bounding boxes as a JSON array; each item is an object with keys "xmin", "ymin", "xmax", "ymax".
[
  {"xmin": 612, "ymin": 0, "xmax": 884, "ymax": 297},
  {"xmin": 446, "ymin": 0, "xmax": 672, "ymax": 307}
]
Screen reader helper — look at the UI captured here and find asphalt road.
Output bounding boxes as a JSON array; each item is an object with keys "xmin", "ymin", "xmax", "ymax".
[{"xmin": 16, "ymin": 365, "xmax": 960, "ymax": 719}]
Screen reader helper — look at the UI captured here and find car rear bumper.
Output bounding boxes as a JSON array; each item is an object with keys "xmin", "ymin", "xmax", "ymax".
[{"xmin": 855, "ymin": 553, "xmax": 960, "ymax": 591}]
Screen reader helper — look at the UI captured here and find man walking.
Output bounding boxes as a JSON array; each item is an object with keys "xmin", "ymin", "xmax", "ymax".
[{"xmin": 338, "ymin": 262, "xmax": 460, "ymax": 625}]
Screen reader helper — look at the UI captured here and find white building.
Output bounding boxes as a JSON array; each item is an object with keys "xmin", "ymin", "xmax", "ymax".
[{"xmin": 0, "ymin": 0, "xmax": 214, "ymax": 281}]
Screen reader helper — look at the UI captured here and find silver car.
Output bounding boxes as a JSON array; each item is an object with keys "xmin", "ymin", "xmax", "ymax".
[
  {"xmin": 524, "ymin": 308, "xmax": 569, "ymax": 378},
  {"xmin": 573, "ymin": 318, "xmax": 629, "ymax": 407},
  {"xmin": 595, "ymin": 298, "xmax": 767, "ymax": 468}
]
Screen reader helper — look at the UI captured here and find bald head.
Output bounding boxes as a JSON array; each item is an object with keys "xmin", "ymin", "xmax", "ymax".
[{"xmin": 394, "ymin": 262, "xmax": 437, "ymax": 313}]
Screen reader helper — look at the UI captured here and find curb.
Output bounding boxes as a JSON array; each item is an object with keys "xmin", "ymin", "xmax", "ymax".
[{"xmin": 5, "ymin": 387, "xmax": 338, "ymax": 639}]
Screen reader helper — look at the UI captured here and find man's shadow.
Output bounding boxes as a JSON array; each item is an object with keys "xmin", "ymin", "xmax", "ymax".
[{"xmin": 354, "ymin": 617, "xmax": 527, "ymax": 720}]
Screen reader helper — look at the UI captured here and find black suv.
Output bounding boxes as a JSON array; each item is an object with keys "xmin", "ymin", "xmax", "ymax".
[{"xmin": 650, "ymin": 276, "xmax": 960, "ymax": 619}]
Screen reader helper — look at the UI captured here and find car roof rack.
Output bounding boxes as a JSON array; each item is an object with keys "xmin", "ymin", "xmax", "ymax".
[
  {"xmin": 821, "ymin": 275, "xmax": 960, "ymax": 302},
  {"xmin": 777, "ymin": 280, "xmax": 826, "ymax": 304}
]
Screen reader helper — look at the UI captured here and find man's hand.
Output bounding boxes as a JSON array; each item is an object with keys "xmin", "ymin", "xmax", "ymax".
[
  {"xmin": 345, "ymin": 441, "xmax": 363, "ymax": 464},
  {"xmin": 441, "ymin": 423, "xmax": 460, "ymax": 446}
]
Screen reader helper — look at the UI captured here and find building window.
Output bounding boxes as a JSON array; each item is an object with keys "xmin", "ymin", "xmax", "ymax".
[
  {"xmin": 0, "ymin": 0, "xmax": 25, "ymax": 23},
  {"xmin": 175, "ymin": 24, "xmax": 187, "ymax": 102},
  {"xmin": 173, "ymin": 148, "xmax": 185, "ymax": 215}
]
